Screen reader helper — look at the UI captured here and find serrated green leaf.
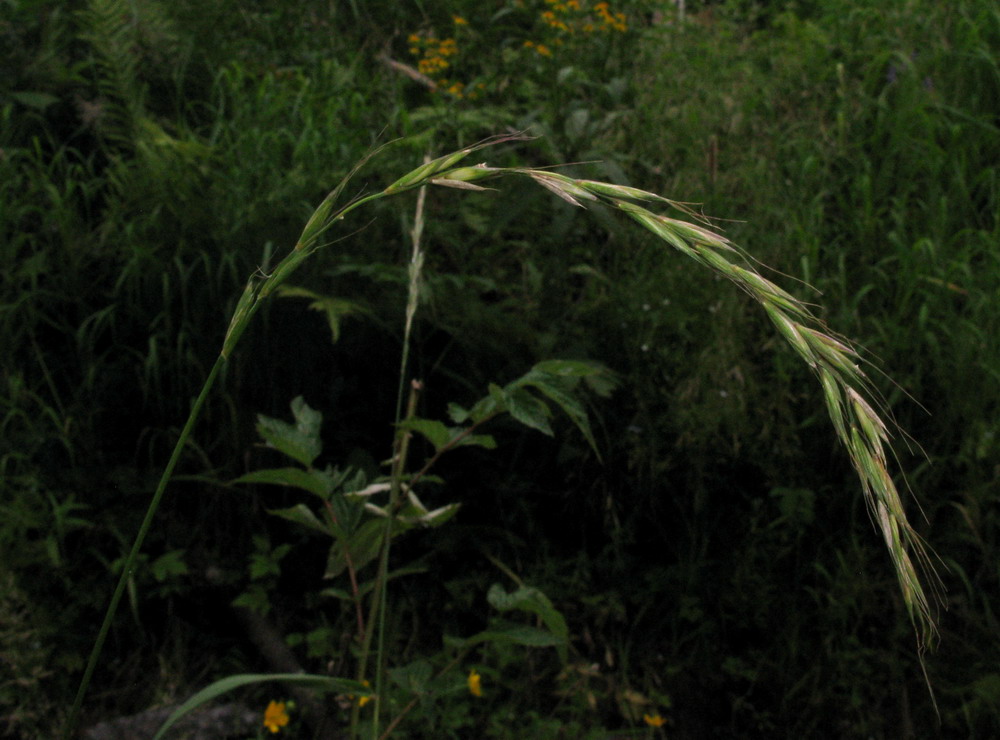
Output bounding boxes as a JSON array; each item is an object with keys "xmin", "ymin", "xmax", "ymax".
[
  {"xmin": 255, "ymin": 397, "xmax": 322, "ymax": 467},
  {"xmin": 231, "ymin": 584, "xmax": 269, "ymax": 615},
  {"xmin": 488, "ymin": 383, "xmax": 507, "ymax": 405},
  {"xmin": 150, "ymin": 550, "xmax": 187, "ymax": 582},
  {"xmin": 523, "ymin": 377, "xmax": 598, "ymax": 456},
  {"xmin": 461, "ymin": 625, "xmax": 566, "ymax": 649},
  {"xmin": 468, "ymin": 385, "xmax": 504, "ymax": 422},
  {"xmin": 451, "ymin": 433, "xmax": 497, "ymax": 450},
  {"xmin": 487, "ymin": 584, "xmax": 569, "ymax": 662},
  {"xmin": 232, "ymin": 467, "xmax": 333, "ymax": 498},
  {"xmin": 399, "ymin": 418, "xmax": 451, "ymax": 450},
  {"xmin": 267, "ymin": 504, "xmax": 330, "ymax": 535},
  {"xmin": 532, "ymin": 359, "xmax": 601, "ymax": 379},
  {"xmin": 152, "ymin": 673, "xmax": 370, "ymax": 740},
  {"xmin": 503, "ymin": 387, "xmax": 553, "ymax": 436},
  {"xmin": 447, "ymin": 403, "xmax": 470, "ymax": 424},
  {"xmin": 325, "ymin": 518, "xmax": 404, "ymax": 579}
]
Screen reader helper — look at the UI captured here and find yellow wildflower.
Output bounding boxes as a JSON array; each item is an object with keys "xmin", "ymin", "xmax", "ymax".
[
  {"xmin": 263, "ymin": 701, "xmax": 289, "ymax": 734},
  {"xmin": 467, "ymin": 669, "xmax": 483, "ymax": 697},
  {"xmin": 535, "ymin": 43, "xmax": 552, "ymax": 57},
  {"xmin": 644, "ymin": 713, "xmax": 666, "ymax": 728},
  {"xmin": 348, "ymin": 679, "xmax": 373, "ymax": 707},
  {"xmin": 452, "ymin": 15, "xmax": 468, "ymax": 25}
]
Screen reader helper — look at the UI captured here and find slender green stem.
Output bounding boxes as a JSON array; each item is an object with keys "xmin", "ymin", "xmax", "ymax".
[
  {"xmin": 63, "ymin": 354, "xmax": 226, "ymax": 739},
  {"xmin": 363, "ymin": 175, "xmax": 429, "ymax": 738}
]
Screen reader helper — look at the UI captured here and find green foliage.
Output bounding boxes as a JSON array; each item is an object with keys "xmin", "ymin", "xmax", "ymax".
[{"xmin": 2, "ymin": 0, "xmax": 999, "ymax": 737}]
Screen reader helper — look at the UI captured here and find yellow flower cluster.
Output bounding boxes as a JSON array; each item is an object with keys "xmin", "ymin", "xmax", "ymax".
[
  {"xmin": 403, "ymin": 1, "xmax": 630, "ymax": 98},
  {"xmin": 407, "ymin": 16, "xmax": 485, "ymax": 99},
  {"xmin": 538, "ymin": 0, "xmax": 628, "ymax": 36},
  {"xmin": 408, "ymin": 33, "xmax": 458, "ymax": 76},
  {"xmin": 436, "ymin": 78, "xmax": 484, "ymax": 98},
  {"xmin": 593, "ymin": 1, "xmax": 628, "ymax": 32},
  {"xmin": 516, "ymin": 0, "xmax": 628, "ymax": 58},
  {"xmin": 523, "ymin": 39, "xmax": 553, "ymax": 57}
]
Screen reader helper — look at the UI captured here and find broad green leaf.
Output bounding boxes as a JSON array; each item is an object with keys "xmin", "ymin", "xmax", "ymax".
[
  {"xmin": 462, "ymin": 625, "xmax": 566, "ymax": 649},
  {"xmin": 255, "ymin": 396, "xmax": 322, "ymax": 467},
  {"xmin": 325, "ymin": 519, "xmax": 404, "ymax": 579},
  {"xmin": 532, "ymin": 359, "xmax": 603, "ymax": 379},
  {"xmin": 232, "ymin": 467, "xmax": 332, "ymax": 498},
  {"xmin": 583, "ymin": 370, "xmax": 618, "ymax": 398},
  {"xmin": 467, "ymin": 385, "xmax": 503, "ymax": 422},
  {"xmin": 152, "ymin": 673, "xmax": 370, "ymax": 740},
  {"xmin": 487, "ymin": 584, "xmax": 569, "ymax": 662},
  {"xmin": 447, "ymin": 402, "xmax": 469, "ymax": 424},
  {"xmin": 150, "ymin": 550, "xmax": 187, "ymax": 582},
  {"xmin": 231, "ymin": 584, "xmax": 269, "ymax": 615},
  {"xmin": 267, "ymin": 504, "xmax": 330, "ymax": 535},
  {"xmin": 522, "ymin": 376, "xmax": 597, "ymax": 455},
  {"xmin": 328, "ymin": 490, "xmax": 366, "ymax": 537},
  {"xmin": 531, "ymin": 360, "xmax": 618, "ymax": 397},
  {"xmin": 451, "ymin": 433, "xmax": 497, "ymax": 450},
  {"xmin": 502, "ymin": 386, "xmax": 553, "ymax": 436},
  {"xmin": 399, "ymin": 418, "xmax": 452, "ymax": 450}
]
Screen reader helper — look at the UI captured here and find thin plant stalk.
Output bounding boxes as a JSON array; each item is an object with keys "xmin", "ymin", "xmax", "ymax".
[
  {"xmin": 64, "ymin": 355, "xmax": 224, "ymax": 737},
  {"xmin": 362, "ymin": 173, "xmax": 428, "ymax": 737}
]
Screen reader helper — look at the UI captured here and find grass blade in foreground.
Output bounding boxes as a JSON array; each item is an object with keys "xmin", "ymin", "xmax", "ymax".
[{"xmin": 151, "ymin": 673, "xmax": 371, "ymax": 740}]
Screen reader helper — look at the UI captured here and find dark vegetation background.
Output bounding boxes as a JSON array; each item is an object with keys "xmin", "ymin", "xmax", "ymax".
[{"xmin": 1, "ymin": 0, "xmax": 998, "ymax": 737}]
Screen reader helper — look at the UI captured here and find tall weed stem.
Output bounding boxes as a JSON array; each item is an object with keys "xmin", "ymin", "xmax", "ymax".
[{"xmin": 65, "ymin": 355, "xmax": 225, "ymax": 738}]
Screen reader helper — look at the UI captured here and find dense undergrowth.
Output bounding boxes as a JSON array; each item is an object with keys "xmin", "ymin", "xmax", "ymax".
[{"xmin": 1, "ymin": 0, "xmax": 998, "ymax": 737}]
